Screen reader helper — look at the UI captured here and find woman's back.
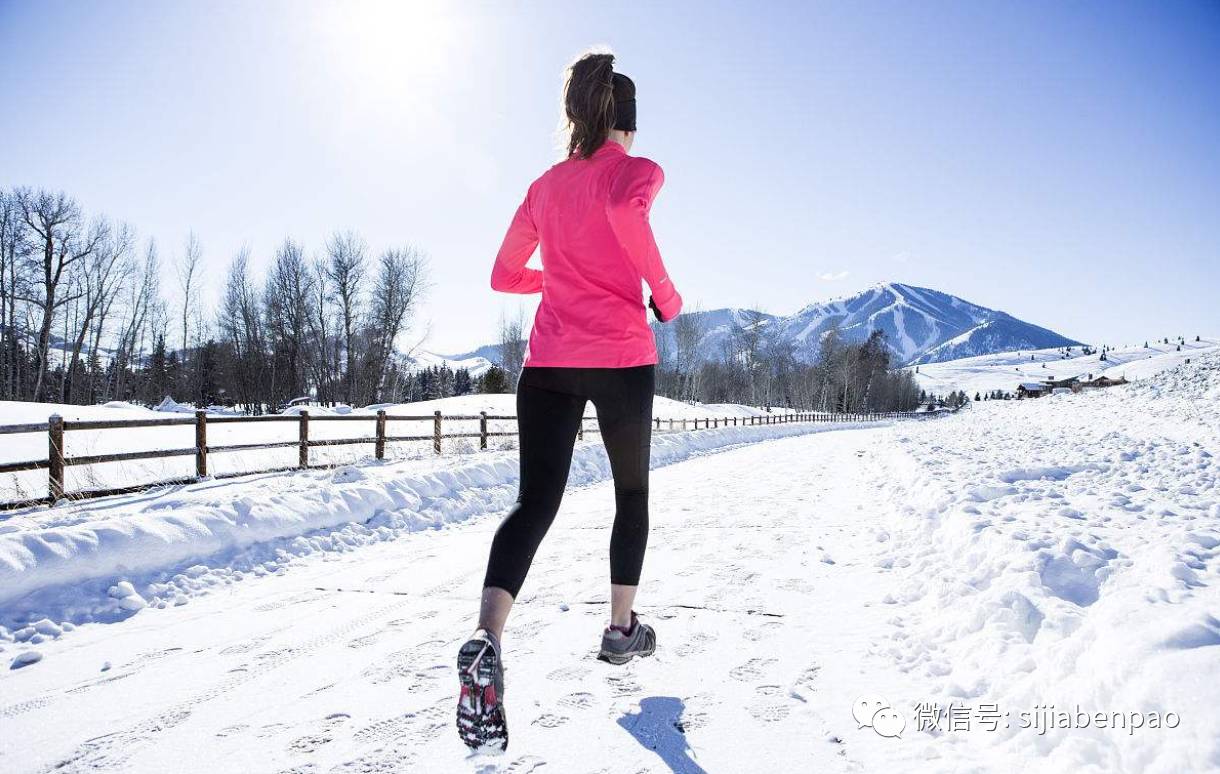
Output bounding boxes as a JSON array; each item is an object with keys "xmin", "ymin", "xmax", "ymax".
[{"xmin": 491, "ymin": 138, "xmax": 682, "ymax": 368}]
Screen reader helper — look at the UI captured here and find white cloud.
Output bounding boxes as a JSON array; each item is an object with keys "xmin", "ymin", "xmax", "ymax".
[{"xmin": 818, "ymin": 270, "xmax": 850, "ymax": 281}]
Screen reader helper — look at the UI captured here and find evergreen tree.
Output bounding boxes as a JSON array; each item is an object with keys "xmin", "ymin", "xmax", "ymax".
[
  {"xmin": 454, "ymin": 368, "xmax": 472, "ymax": 396},
  {"xmin": 196, "ymin": 339, "xmax": 221, "ymax": 407},
  {"xmin": 147, "ymin": 335, "xmax": 170, "ymax": 404},
  {"xmin": 480, "ymin": 366, "xmax": 509, "ymax": 394}
]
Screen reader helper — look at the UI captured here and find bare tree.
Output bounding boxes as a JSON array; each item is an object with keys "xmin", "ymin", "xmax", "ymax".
[
  {"xmin": 0, "ymin": 190, "xmax": 30, "ymax": 399},
  {"xmin": 672, "ymin": 304, "xmax": 707, "ymax": 401},
  {"xmin": 264, "ymin": 238, "xmax": 314, "ymax": 404},
  {"xmin": 62, "ymin": 222, "xmax": 133, "ymax": 402},
  {"xmin": 110, "ymin": 239, "xmax": 161, "ymax": 401},
  {"xmin": 498, "ymin": 308, "xmax": 526, "ymax": 389},
  {"xmin": 364, "ymin": 246, "xmax": 428, "ymax": 403},
  {"xmin": 730, "ymin": 307, "xmax": 771, "ymax": 405},
  {"xmin": 220, "ymin": 248, "xmax": 266, "ymax": 412},
  {"xmin": 15, "ymin": 188, "xmax": 107, "ymax": 400},
  {"xmin": 306, "ymin": 256, "xmax": 336, "ymax": 404},
  {"xmin": 325, "ymin": 231, "xmax": 367, "ymax": 404},
  {"xmin": 176, "ymin": 231, "xmax": 203, "ymax": 353}
]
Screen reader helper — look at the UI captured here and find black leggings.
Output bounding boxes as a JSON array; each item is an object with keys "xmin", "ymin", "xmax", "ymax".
[{"xmin": 483, "ymin": 365, "xmax": 655, "ymax": 598}]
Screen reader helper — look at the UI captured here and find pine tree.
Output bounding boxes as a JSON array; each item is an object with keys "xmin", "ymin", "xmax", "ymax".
[
  {"xmin": 454, "ymin": 368, "xmax": 472, "ymax": 396},
  {"xmin": 196, "ymin": 339, "xmax": 221, "ymax": 407},
  {"xmin": 147, "ymin": 335, "xmax": 170, "ymax": 404},
  {"xmin": 480, "ymin": 366, "xmax": 509, "ymax": 394}
]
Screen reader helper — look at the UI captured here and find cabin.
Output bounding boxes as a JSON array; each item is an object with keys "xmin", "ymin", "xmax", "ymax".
[
  {"xmin": 1017, "ymin": 382, "xmax": 1048, "ymax": 399},
  {"xmin": 1080, "ymin": 375, "xmax": 1128, "ymax": 389},
  {"xmin": 1046, "ymin": 376, "xmax": 1082, "ymax": 390}
]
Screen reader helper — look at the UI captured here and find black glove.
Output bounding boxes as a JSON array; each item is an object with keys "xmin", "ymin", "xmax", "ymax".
[{"xmin": 649, "ymin": 295, "xmax": 667, "ymax": 323}]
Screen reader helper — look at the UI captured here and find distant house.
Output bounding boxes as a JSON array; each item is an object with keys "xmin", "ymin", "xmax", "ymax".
[
  {"xmin": 1080, "ymin": 375, "xmax": 1128, "ymax": 389},
  {"xmin": 1018, "ymin": 374, "xmax": 1127, "ymax": 399},
  {"xmin": 1017, "ymin": 382, "xmax": 1048, "ymax": 399},
  {"xmin": 1046, "ymin": 376, "xmax": 1082, "ymax": 390}
]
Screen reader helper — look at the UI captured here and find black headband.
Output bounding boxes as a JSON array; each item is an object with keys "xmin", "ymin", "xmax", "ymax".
[{"xmin": 613, "ymin": 97, "xmax": 636, "ymax": 132}]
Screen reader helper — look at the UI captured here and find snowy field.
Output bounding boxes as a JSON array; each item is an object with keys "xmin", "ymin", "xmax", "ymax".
[
  {"xmin": 0, "ymin": 356, "xmax": 1217, "ymax": 772},
  {"xmin": 910, "ymin": 336, "xmax": 1220, "ymax": 396},
  {"xmin": 0, "ymin": 394, "xmax": 788, "ymax": 504}
]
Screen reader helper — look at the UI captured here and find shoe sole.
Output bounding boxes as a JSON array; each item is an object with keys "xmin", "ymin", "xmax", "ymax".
[
  {"xmin": 456, "ymin": 638, "xmax": 507, "ymax": 752},
  {"xmin": 597, "ymin": 640, "xmax": 657, "ymax": 665}
]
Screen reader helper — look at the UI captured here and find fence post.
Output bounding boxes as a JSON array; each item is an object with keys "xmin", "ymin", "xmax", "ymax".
[
  {"xmin": 375, "ymin": 410, "xmax": 387, "ymax": 460},
  {"xmin": 48, "ymin": 414, "xmax": 65, "ymax": 502},
  {"xmin": 682, "ymin": 418, "xmax": 687, "ymax": 431},
  {"xmin": 433, "ymin": 410, "xmax": 442, "ymax": 455},
  {"xmin": 195, "ymin": 410, "xmax": 208, "ymax": 478},
  {"xmin": 655, "ymin": 417, "xmax": 660, "ymax": 430},
  {"xmin": 577, "ymin": 418, "xmax": 584, "ymax": 441},
  {"xmin": 298, "ymin": 411, "xmax": 310, "ymax": 469},
  {"xmin": 480, "ymin": 411, "xmax": 488, "ymax": 450}
]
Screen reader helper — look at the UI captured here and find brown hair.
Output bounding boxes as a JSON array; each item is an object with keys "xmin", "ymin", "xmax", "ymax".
[{"xmin": 564, "ymin": 52, "xmax": 635, "ymax": 159}]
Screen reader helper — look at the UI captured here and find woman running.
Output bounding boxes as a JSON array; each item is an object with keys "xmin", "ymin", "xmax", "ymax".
[{"xmin": 456, "ymin": 50, "xmax": 683, "ymax": 752}]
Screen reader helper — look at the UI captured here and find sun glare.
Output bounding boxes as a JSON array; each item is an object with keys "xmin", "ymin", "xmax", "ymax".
[{"xmin": 315, "ymin": 0, "xmax": 456, "ymax": 98}]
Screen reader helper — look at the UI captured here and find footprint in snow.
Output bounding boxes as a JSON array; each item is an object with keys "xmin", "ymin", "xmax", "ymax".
[
  {"xmin": 546, "ymin": 665, "xmax": 589, "ymax": 681},
  {"xmin": 604, "ymin": 672, "xmax": 643, "ymax": 696},
  {"xmin": 748, "ymin": 702, "xmax": 791, "ymax": 723},
  {"xmin": 558, "ymin": 692, "xmax": 596, "ymax": 710},
  {"xmin": 532, "ymin": 712, "xmax": 569, "ymax": 729},
  {"xmin": 729, "ymin": 657, "xmax": 776, "ymax": 682}
]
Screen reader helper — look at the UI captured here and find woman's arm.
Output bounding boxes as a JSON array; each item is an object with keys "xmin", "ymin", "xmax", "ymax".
[
  {"xmin": 490, "ymin": 187, "xmax": 543, "ymax": 294},
  {"xmin": 606, "ymin": 157, "xmax": 682, "ymax": 321}
]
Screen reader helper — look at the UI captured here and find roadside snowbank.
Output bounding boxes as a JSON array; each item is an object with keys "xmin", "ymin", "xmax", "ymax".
[
  {"xmin": 0, "ymin": 418, "xmax": 880, "ymax": 646},
  {"xmin": 866, "ymin": 354, "xmax": 1220, "ymax": 771}
]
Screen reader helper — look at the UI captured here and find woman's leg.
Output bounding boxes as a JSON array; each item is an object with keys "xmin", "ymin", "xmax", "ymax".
[
  {"xmin": 591, "ymin": 366, "xmax": 655, "ymax": 628},
  {"xmin": 478, "ymin": 372, "xmax": 586, "ymax": 639}
]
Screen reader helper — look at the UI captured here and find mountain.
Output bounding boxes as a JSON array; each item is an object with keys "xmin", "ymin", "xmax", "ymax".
[
  {"xmin": 446, "ymin": 282, "xmax": 1083, "ymax": 368},
  {"xmin": 654, "ymin": 283, "xmax": 1082, "ymax": 365},
  {"xmin": 403, "ymin": 349, "xmax": 495, "ymax": 377}
]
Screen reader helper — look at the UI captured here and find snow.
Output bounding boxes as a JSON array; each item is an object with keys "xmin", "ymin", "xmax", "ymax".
[
  {"xmin": 0, "ymin": 354, "xmax": 1216, "ymax": 772},
  {"xmin": 910, "ymin": 336, "xmax": 1220, "ymax": 396}
]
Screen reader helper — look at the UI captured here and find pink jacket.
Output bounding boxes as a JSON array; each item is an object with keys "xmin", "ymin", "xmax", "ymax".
[{"xmin": 490, "ymin": 139, "xmax": 682, "ymax": 368}]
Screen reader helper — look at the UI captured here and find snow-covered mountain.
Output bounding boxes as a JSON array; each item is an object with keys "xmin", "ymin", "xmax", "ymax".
[
  {"xmin": 659, "ymin": 282, "xmax": 1081, "ymax": 365},
  {"xmin": 446, "ymin": 282, "xmax": 1081, "ymax": 367},
  {"xmin": 402, "ymin": 349, "xmax": 494, "ymax": 377}
]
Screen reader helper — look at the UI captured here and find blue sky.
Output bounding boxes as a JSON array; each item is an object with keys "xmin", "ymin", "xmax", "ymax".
[{"xmin": 1, "ymin": 0, "xmax": 1217, "ymax": 353}]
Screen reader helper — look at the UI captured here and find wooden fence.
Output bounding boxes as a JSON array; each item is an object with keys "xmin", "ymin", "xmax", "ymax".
[{"xmin": 0, "ymin": 408, "xmax": 918, "ymax": 511}]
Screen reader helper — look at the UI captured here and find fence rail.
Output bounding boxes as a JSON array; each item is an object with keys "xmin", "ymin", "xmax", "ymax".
[{"xmin": 0, "ymin": 407, "xmax": 929, "ymax": 511}]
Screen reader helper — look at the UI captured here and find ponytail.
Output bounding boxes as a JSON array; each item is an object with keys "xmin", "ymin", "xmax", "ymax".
[{"xmin": 564, "ymin": 51, "xmax": 636, "ymax": 159}]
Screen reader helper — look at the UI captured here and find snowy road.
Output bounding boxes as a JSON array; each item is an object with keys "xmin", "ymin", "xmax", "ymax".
[
  {"xmin": 4, "ymin": 357, "xmax": 1219, "ymax": 774},
  {"xmin": 2, "ymin": 428, "xmax": 913, "ymax": 774}
]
